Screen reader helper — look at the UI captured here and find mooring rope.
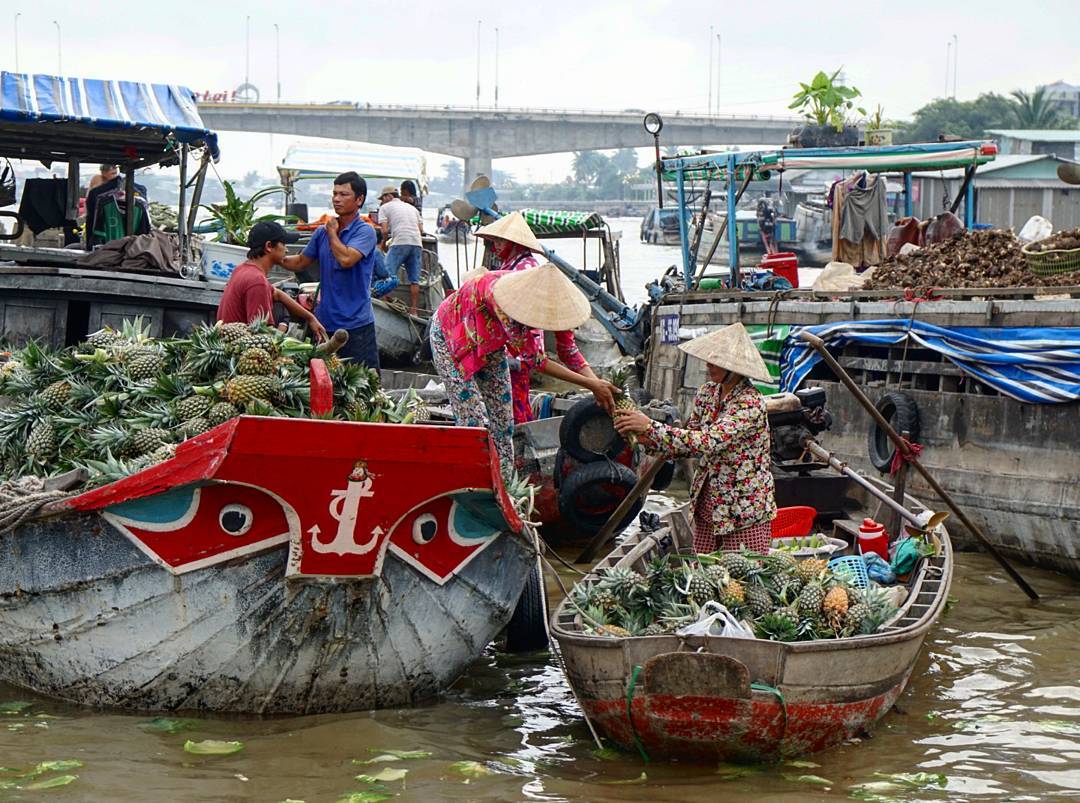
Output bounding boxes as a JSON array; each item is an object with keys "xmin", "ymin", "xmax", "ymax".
[{"xmin": 0, "ymin": 478, "xmax": 72, "ymax": 535}]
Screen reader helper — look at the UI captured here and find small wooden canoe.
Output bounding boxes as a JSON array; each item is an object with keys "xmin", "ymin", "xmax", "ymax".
[
  {"xmin": 0, "ymin": 416, "xmax": 534, "ymax": 714},
  {"xmin": 550, "ymin": 474, "xmax": 952, "ymax": 762}
]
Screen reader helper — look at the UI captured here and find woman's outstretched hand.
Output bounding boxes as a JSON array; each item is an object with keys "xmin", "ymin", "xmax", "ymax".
[
  {"xmin": 613, "ymin": 408, "xmax": 652, "ymax": 436},
  {"xmin": 589, "ymin": 379, "xmax": 618, "ymax": 414}
]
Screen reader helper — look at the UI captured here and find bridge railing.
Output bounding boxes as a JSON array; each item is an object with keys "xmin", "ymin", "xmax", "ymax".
[{"xmin": 197, "ymin": 100, "xmax": 802, "ymax": 123}]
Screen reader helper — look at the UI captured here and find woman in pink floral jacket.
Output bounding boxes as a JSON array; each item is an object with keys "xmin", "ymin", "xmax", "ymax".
[{"xmin": 614, "ymin": 322, "xmax": 776, "ymax": 553}]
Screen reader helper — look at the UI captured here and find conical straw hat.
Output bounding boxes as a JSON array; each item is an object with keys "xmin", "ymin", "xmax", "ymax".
[
  {"xmin": 461, "ymin": 265, "xmax": 489, "ymax": 284},
  {"xmin": 678, "ymin": 322, "xmax": 772, "ymax": 383},
  {"xmin": 492, "ymin": 263, "xmax": 590, "ymax": 330},
  {"xmin": 475, "ymin": 211, "xmax": 545, "ymax": 253}
]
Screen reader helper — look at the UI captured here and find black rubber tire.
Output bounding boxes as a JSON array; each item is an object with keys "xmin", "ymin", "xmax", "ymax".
[
  {"xmin": 559, "ymin": 398, "xmax": 625, "ymax": 463},
  {"xmin": 553, "ymin": 447, "xmax": 580, "ymax": 491},
  {"xmin": 557, "ymin": 460, "xmax": 643, "ymax": 536},
  {"xmin": 650, "ymin": 460, "xmax": 676, "ymax": 492},
  {"xmin": 867, "ymin": 391, "xmax": 920, "ymax": 473},
  {"xmin": 504, "ymin": 563, "xmax": 548, "ymax": 652}
]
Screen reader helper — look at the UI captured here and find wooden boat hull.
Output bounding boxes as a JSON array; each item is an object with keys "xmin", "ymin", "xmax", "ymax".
[
  {"xmin": 551, "ymin": 477, "xmax": 952, "ymax": 761},
  {"xmin": 371, "ymin": 298, "xmax": 428, "ymax": 365},
  {"xmin": 0, "ymin": 416, "xmax": 533, "ymax": 714}
]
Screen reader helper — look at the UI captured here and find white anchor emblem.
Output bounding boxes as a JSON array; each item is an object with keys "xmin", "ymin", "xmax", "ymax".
[{"xmin": 308, "ymin": 465, "xmax": 385, "ymax": 556}]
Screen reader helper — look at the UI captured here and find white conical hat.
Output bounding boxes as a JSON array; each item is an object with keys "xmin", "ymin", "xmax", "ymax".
[
  {"xmin": 492, "ymin": 262, "xmax": 590, "ymax": 330},
  {"xmin": 475, "ymin": 211, "xmax": 545, "ymax": 253},
  {"xmin": 461, "ymin": 265, "xmax": 489, "ymax": 284},
  {"xmin": 678, "ymin": 322, "xmax": 772, "ymax": 383}
]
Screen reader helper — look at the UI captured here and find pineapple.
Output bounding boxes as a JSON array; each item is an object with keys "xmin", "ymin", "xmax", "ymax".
[
  {"xmin": 682, "ymin": 567, "xmax": 716, "ymax": 604},
  {"xmin": 84, "ymin": 327, "xmax": 121, "ymax": 351},
  {"xmin": 823, "ymin": 585, "xmax": 850, "ymax": 631},
  {"xmin": 844, "ymin": 602, "xmax": 870, "ymax": 634},
  {"xmin": 208, "ymin": 401, "xmax": 239, "ymax": 426},
  {"xmin": 236, "ymin": 348, "xmax": 274, "ymax": 376},
  {"xmin": 600, "ymin": 567, "xmax": 649, "ymax": 607},
  {"xmin": 755, "ymin": 610, "xmax": 798, "ymax": 642},
  {"xmin": 236, "ymin": 332, "xmax": 278, "ymax": 356},
  {"xmin": 719, "ymin": 552, "xmax": 756, "ymax": 580},
  {"xmin": 180, "ymin": 417, "xmax": 212, "ymax": 438},
  {"xmin": 27, "ymin": 417, "xmax": 57, "ymax": 461},
  {"xmin": 705, "ymin": 564, "xmax": 730, "ymax": 587},
  {"xmin": 225, "ymin": 375, "xmax": 278, "ymax": 405},
  {"xmin": 89, "ymin": 423, "xmax": 137, "ymax": 459},
  {"xmin": 719, "ymin": 578, "xmax": 746, "ymax": 610},
  {"xmin": 41, "ymin": 380, "xmax": 72, "ymax": 411},
  {"xmin": 796, "ymin": 557, "xmax": 829, "ymax": 585},
  {"xmin": 592, "ymin": 588, "xmax": 620, "ymax": 613},
  {"xmin": 176, "ymin": 395, "xmax": 211, "ymax": 422},
  {"xmin": 797, "ymin": 581, "xmax": 827, "ymax": 619},
  {"xmin": 744, "ymin": 583, "xmax": 774, "ymax": 618},
  {"xmin": 218, "ymin": 322, "xmax": 250, "ymax": 350},
  {"xmin": 128, "ymin": 353, "xmax": 165, "ymax": 382},
  {"xmin": 131, "ymin": 427, "xmax": 169, "ymax": 455},
  {"xmin": 607, "ymin": 364, "xmax": 639, "ymax": 450}
]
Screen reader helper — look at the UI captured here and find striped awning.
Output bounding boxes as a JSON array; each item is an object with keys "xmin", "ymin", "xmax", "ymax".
[
  {"xmin": 781, "ymin": 320, "xmax": 1080, "ymax": 404},
  {"xmin": 0, "ymin": 72, "xmax": 219, "ymax": 162}
]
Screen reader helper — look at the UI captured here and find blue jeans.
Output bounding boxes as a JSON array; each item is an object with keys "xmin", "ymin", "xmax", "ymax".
[
  {"xmin": 385, "ymin": 244, "xmax": 423, "ymax": 284},
  {"xmin": 338, "ymin": 322, "xmax": 380, "ymax": 370}
]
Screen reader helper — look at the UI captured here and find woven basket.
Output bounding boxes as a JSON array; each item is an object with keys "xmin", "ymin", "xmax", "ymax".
[{"xmin": 1022, "ymin": 242, "xmax": 1080, "ymax": 276}]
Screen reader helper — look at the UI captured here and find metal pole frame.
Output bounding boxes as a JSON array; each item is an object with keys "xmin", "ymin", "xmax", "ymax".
[
  {"xmin": 964, "ymin": 171, "xmax": 975, "ymax": 229},
  {"xmin": 178, "ymin": 144, "xmax": 189, "ymax": 264},
  {"xmin": 903, "ymin": 171, "xmax": 913, "ymax": 217},
  {"xmin": 652, "ymin": 134, "xmax": 664, "ymax": 210},
  {"xmin": 727, "ymin": 152, "xmax": 738, "ymax": 288},
  {"xmin": 676, "ymin": 168, "xmax": 690, "ymax": 285},
  {"xmin": 124, "ymin": 165, "xmax": 136, "ymax": 235}
]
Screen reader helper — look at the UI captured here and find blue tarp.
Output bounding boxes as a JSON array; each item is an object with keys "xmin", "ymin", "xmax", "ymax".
[
  {"xmin": 781, "ymin": 320, "xmax": 1080, "ymax": 404},
  {"xmin": 0, "ymin": 72, "xmax": 219, "ymax": 160}
]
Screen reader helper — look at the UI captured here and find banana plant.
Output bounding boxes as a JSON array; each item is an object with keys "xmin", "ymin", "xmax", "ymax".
[{"xmin": 789, "ymin": 68, "xmax": 867, "ymax": 132}]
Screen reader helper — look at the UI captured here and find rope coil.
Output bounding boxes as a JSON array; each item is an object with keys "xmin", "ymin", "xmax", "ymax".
[{"xmin": 0, "ymin": 478, "xmax": 72, "ymax": 535}]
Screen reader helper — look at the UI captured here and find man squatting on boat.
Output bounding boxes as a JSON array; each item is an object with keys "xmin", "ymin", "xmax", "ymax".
[{"xmin": 614, "ymin": 322, "xmax": 777, "ymax": 553}]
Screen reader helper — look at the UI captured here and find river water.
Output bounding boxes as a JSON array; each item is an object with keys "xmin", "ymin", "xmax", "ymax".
[
  {"xmin": 4, "ymin": 217, "xmax": 1078, "ymax": 800},
  {"xmin": 1, "ymin": 538, "xmax": 1078, "ymax": 802}
]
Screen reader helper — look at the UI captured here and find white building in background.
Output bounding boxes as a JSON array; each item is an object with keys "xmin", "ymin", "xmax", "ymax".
[{"xmin": 1040, "ymin": 80, "xmax": 1080, "ymax": 118}]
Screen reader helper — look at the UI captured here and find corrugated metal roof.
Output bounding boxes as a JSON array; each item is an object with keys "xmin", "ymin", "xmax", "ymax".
[{"xmin": 987, "ymin": 129, "xmax": 1080, "ymax": 142}]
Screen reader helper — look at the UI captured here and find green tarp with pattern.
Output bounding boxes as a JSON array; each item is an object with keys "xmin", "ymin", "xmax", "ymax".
[
  {"xmin": 746, "ymin": 324, "xmax": 790, "ymax": 395},
  {"xmin": 519, "ymin": 209, "xmax": 605, "ymax": 236}
]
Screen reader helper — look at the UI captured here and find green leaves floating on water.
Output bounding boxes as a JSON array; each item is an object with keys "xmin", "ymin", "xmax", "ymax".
[
  {"xmin": 873, "ymin": 771, "xmax": 947, "ymax": 788},
  {"xmin": 0, "ymin": 701, "xmax": 32, "ymax": 715},
  {"xmin": 1040, "ymin": 719, "xmax": 1080, "ymax": 734},
  {"xmin": 590, "ymin": 747, "xmax": 621, "ymax": 761},
  {"xmin": 715, "ymin": 762, "xmax": 762, "ymax": 780},
  {"xmin": 24, "ymin": 774, "xmax": 78, "ymax": 790},
  {"xmin": 354, "ymin": 768, "xmax": 408, "ymax": 783},
  {"xmin": 336, "ymin": 794, "xmax": 392, "ymax": 803},
  {"xmin": 599, "ymin": 771, "xmax": 648, "ymax": 785},
  {"xmin": 32, "ymin": 760, "xmax": 83, "ymax": 774},
  {"xmin": 183, "ymin": 739, "xmax": 245, "ymax": 755},
  {"xmin": 449, "ymin": 760, "xmax": 496, "ymax": 779},
  {"xmin": 138, "ymin": 717, "xmax": 198, "ymax": 734},
  {"xmin": 354, "ymin": 748, "xmax": 432, "ymax": 764},
  {"xmin": 785, "ymin": 759, "xmax": 821, "ymax": 768},
  {"xmin": 852, "ymin": 771, "xmax": 948, "ymax": 799}
]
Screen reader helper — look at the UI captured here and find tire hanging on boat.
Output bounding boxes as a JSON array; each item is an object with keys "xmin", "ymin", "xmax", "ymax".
[
  {"xmin": 559, "ymin": 398, "xmax": 626, "ymax": 463},
  {"xmin": 503, "ymin": 563, "xmax": 548, "ymax": 652},
  {"xmin": 867, "ymin": 391, "xmax": 920, "ymax": 473},
  {"xmin": 557, "ymin": 460, "xmax": 643, "ymax": 536}
]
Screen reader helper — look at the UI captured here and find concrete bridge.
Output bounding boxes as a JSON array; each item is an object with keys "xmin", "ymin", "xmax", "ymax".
[{"xmin": 198, "ymin": 102, "xmax": 798, "ymax": 188}]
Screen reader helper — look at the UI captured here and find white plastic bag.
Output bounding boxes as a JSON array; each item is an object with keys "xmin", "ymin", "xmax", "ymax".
[
  {"xmin": 675, "ymin": 601, "xmax": 756, "ymax": 639},
  {"xmin": 1018, "ymin": 215, "xmax": 1053, "ymax": 244}
]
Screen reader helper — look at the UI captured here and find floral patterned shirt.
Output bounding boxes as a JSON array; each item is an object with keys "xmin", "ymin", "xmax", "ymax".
[
  {"xmin": 435, "ymin": 270, "xmax": 548, "ymax": 380},
  {"xmin": 645, "ymin": 379, "xmax": 776, "ymax": 537},
  {"xmin": 499, "ymin": 249, "xmax": 589, "ymax": 423}
]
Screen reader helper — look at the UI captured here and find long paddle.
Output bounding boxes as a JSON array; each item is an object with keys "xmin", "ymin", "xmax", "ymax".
[
  {"xmin": 799, "ymin": 330, "xmax": 1039, "ymax": 600},
  {"xmin": 575, "ymin": 457, "xmax": 665, "ymax": 564}
]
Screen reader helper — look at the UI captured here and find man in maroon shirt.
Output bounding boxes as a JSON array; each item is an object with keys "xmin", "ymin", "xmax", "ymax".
[{"xmin": 217, "ymin": 221, "xmax": 328, "ymax": 342}]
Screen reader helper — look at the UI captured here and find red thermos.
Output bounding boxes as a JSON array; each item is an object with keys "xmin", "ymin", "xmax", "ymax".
[{"xmin": 857, "ymin": 518, "xmax": 890, "ymax": 561}]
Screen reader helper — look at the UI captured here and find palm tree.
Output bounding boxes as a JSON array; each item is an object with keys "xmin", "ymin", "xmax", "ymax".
[
  {"xmin": 1010, "ymin": 88, "xmax": 1063, "ymax": 129},
  {"xmin": 571, "ymin": 150, "xmax": 609, "ymax": 186}
]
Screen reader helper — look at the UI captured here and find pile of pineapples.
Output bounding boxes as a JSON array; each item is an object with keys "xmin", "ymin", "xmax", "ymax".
[
  {"xmin": 570, "ymin": 549, "xmax": 899, "ymax": 642},
  {"xmin": 0, "ymin": 318, "xmax": 425, "ymax": 489}
]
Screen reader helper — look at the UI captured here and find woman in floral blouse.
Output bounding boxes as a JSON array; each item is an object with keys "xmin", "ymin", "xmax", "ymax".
[
  {"xmin": 476, "ymin": 212, "xmax": 600, "ymax": 424},
  {"xmin": 614, "ymin": 322, "xmax": 776, "ymax": 553},
  {"xmin": 431, "ymin": 263, "xmax": 617, "ymax": 481}
]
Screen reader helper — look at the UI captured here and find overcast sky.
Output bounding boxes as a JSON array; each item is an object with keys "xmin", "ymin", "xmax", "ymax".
[{"xmin": 5, "ymin": 0, "xmax": 1077, "ymax": 183}]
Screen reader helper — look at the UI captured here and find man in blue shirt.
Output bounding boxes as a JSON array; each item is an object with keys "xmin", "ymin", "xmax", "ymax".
[{"xmin": 283, "ymin": 172, "xmax": 380, "ymax": 368}]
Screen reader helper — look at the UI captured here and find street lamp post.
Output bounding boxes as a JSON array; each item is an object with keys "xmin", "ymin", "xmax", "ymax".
[
  {"xmin": 13, "ymin": 13, "xmax": 20, "ymax": 73},
  {"xmin": 708, "ymin": 25, "xmax": 713, "ymax": 116},
  {"xmin": 274, "ymin": 23, "xmax": 281, "ymax": 102},
  {"xmin": 475, "ymin": 19, "xmax": 481, "ymax": 108},
  {"xmin": 494, "ymin": 27, "xmax": 499, "ymax": 108},
  {"xmin": 644, "ymin": 113, "xmax": 664, "ymax": 209},
  {"xmin": 952, "ymin": 33, "xmax": 958, "ymax": 98},
  {"xmin": 52, "ymin": 20, "xmax": 62, "ymax": 74}
]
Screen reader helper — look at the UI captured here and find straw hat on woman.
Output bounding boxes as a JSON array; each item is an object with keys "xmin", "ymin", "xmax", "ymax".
[
  {"xmin": 430, "ymin": 262, "xmax": 618, "ymax": 481},
  {"xmin": 475, "ymin": 211, "xmax": 601, "ymax": 425},
  {"xmin": 614, "ymin": 322, "xmax": 777, "ymax": 553}
]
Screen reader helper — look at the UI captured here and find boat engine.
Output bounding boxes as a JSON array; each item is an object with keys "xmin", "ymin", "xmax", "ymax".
[{"xmin": 766, "ymin": 387, "xmax": 832, "ymax": 464}]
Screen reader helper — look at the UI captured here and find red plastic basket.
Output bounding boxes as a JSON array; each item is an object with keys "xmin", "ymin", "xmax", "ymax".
[{"xmin": 770, "ymin": 505, "xmax": 817, "ymax": 538}]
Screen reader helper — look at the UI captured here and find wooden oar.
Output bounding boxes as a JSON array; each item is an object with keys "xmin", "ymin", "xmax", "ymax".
[
  {"xmin": 799, "ymin": 330, "xmax": 1039, "ymax": 600},
  {"xmin": 575, "ymin": 457, "xmax": 666, "ymax": 564}
]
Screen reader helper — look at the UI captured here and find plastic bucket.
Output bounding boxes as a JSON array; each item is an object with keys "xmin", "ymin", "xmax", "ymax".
[
  {"xmin": 200, "ymin": 241, "xmax": 248, "ymax": 287},
  {"xmin": 760, "ymin": 251, "xmax": 799, "ymax": 288}
]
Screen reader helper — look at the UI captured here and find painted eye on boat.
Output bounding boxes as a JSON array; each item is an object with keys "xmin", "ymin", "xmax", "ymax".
[
  {"xmin": 413, "ymin": 514, "xmax": 438, "ymax": 544},
  {"xmin": 219, "ymin": 504, "xmax": 253, "ymax": 536}
]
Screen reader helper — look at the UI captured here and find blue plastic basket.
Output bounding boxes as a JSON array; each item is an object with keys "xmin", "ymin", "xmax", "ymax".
[{"xmin": 828, "ymin": 555, "xmax": 869, "ymax": 589}]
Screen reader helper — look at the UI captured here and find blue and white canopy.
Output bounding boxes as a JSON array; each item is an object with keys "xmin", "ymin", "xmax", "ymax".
[
  {"xmin": 0, "ymin": 72, "xmax": 220, "ymax": 164},
  {"xmin": 781, "ymin": 320, "xmax": 1080, "ymax": 404}
]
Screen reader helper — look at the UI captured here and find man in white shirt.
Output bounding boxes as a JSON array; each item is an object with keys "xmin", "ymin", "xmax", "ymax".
[{"xmin": 377, "ymin": 185, "xmax": 424, "ymax": 315}]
